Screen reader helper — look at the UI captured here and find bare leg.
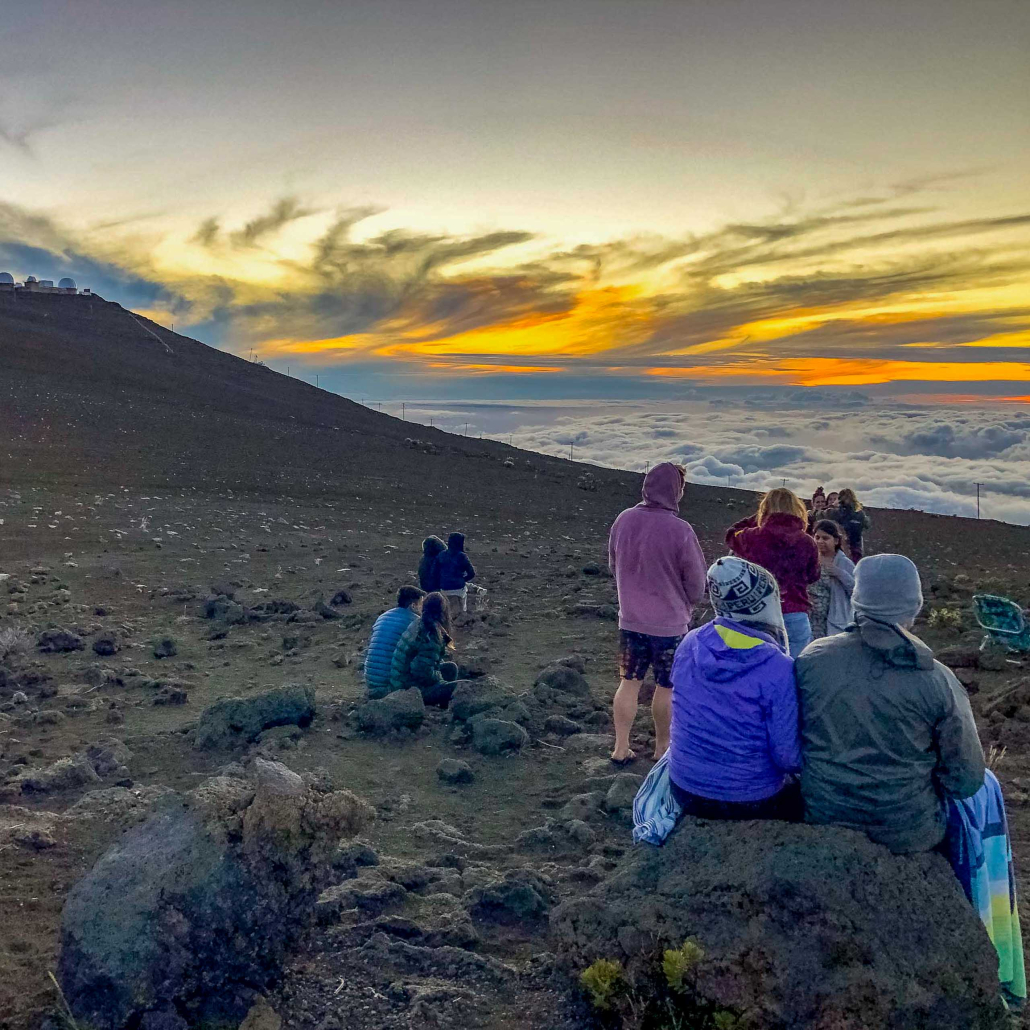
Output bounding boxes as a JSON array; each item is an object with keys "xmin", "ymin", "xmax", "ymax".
[
  {"xmin": 611, "ymin": 678, "xmax": 641, "ymax": 761},
  {"xmin": 652, "ymin": 685, "xmax": 672, "ymax": 759}
]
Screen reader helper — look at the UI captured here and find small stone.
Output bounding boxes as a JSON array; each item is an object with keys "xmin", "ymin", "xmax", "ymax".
[
  {"xmin": 11, "ymin": 690, "xmax": 29, "ymax": 705},
  {"xmin": 152, "ymin": 636, "xmax": 177, "ymax": 659},
  {"xmin": 544, "ymin": 715, "xmax": 582, "ymax": 736},
  {"xmin": 535, "ymin": 662, "xmax": 592, "ymax": 697},
  {"xmin": 566, "ymin": 820, "xmax": 596, "ymax": 845},
  {"xmin": 605, "ymin": 773, "xmax": 644, "ymax": 813},
  {"xmin": 253, "ymin": 758, "xmax": 305, "ymax": 796},
  {"xmin": 92, "ymin": 633, "xmax": 120, "ymax": 657},
  {"xmin": 470, "ymin": 717, "xmax": 528, "ymax": 756},
  {"xmin": 437, "ymin": 758, "xmax": 475, "ymax": 785},
  {"xmin": 356, "ymin": 688, "xmax": 425, "ymax": 735},
  {"xmin": 37, "ymin": 628, "xmax": 84, "ymax": 653}
]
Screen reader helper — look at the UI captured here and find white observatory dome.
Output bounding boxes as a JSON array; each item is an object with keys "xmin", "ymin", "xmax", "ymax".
[
  {"xmin": 58, "ymin": 277, "xmax": 76, "ymax": 290},
  {"xmin": 25, "ymin": 275, "xmax": 37, "ymax": 283},
  {"xmin": 0, "ymin": 272, "xmax": 14, "ymax": 284}
]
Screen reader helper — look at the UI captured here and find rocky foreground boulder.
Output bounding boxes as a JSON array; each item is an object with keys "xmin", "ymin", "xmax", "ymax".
[
  {"xmin": 551, "ymin": 818, "xmax": 1007, "ymax": 1030},
  {"xmin": 58, "ymin": 759, "xmax": 373, "ymax": 1030}
]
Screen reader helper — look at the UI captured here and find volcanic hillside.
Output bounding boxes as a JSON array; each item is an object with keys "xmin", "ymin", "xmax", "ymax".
[{"xmin": 2, "ymin": 292, "xmax": 1030, "ymax": 1030}]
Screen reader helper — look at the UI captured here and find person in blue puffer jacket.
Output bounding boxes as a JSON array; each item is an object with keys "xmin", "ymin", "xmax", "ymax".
[
  {"xmin": 668, "ymin": 555, "xmax": 802, "ymax": 822},
  {"xmin": 364, "ymin": 586, "xmax": 425, "ymax": 698}
]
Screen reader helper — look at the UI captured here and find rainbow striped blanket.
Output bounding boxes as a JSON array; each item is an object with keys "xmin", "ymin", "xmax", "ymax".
[{"xmin": 945, "ymin": 770, "xmax": 1026, "ymax": 1005}]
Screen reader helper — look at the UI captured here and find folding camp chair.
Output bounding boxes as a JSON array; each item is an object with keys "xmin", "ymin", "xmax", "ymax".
[{"xmin": 973, "ymin": 594, "xmax": 1030, "ymax": 654}]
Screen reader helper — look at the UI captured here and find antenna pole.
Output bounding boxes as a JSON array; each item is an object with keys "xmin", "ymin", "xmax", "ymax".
[{"xmin": 975, "ymin": 482, "xmax": 982, "ymax": 519}]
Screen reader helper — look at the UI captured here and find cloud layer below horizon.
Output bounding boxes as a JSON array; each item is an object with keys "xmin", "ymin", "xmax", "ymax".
[{"xmin": 406, "ymin": 397, "xmax": 1030, "ymax": 526}]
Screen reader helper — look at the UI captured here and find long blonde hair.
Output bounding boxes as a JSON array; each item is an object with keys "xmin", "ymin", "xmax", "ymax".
[
  {"xmin": 837, "ymin": 487, "xmax": 862, "ymax": 511},
  {"xmin": 757, "ymin": 487, "xmax": 808, "ymax": 526}
]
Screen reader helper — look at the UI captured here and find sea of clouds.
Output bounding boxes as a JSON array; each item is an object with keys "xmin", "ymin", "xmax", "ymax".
[{"xmin": 403, "ymin": 396, "xmax": 1030, "ymax": 526}]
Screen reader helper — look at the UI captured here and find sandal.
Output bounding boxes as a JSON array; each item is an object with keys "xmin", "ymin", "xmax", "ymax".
[{"xmin": 610, "ymin": 752, "xmax": 637, "ymax": 768}]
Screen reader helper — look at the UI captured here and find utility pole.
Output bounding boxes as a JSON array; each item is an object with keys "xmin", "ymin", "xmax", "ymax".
[
  {"xmin": 430, "ymin": 417, "xmax": 434, "ymax": 428},
  {"xmin": 402, "ymin": 403, "xmax": 405, "ymax": 420},
  {"xmin": 975, "ymin": 482, "xmax": 982, "ymax": 519},
  {"xmin": 378, "ymin": 402, "xmax": 382, "ymax": 411},
  {"xmin": 645, "ymin": 461, "xmax": 650, "ymax": 474},
  {"xmin": 569, "ymin": 442, "xmax": 574, "ymax": 460},
  {"xmin": 315, "ymin": 374, "xmax": 320, "ymax": 389},
  {"xmin": 782, "ymin": 477, "xmax": 787, "ymax": 487},
  {"xmin": 464, "ymin": 422, "xmax": 469, "ymax": 437}
]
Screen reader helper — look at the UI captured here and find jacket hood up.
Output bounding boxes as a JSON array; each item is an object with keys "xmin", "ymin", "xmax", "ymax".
[
  {"xmin": 853, "ymin": 613, "xmax": 934, "ymax": 671},
  {"xmin": 422, "ymin": 536, "xmax": 446, "ymax": 557},
  {"xmin": 447, "ymin": 532, "xmax": 465, "ymax": 551},
  {"xmin": 688, "ymin": 617, "xmax": 786, "ymax": 684},
  {"xmin": 639, "ymin": 463, "xmax": 684, "ymax": 513}
]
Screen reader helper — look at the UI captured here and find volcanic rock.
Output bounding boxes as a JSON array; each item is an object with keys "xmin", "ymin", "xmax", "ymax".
[
  {"xmin": 57, "ymin": 762, "xmax": 372, "ymax": 1030},
  {"xmin": 356, "ymin": 688, "xmax": 425, "ymax": 734},
  {"xmin": 470, "ymin": 716, "xmax": 528, "ymax": 755},
  {"xmin": 550, "ymin": 818, "xmax": 1006, "ymax": 1030},
  {"xmin": 193, "ymin": 684, "xmax": 316, "ymax": 749},
  {"xmin": 449, "ymin": 677, "xmax": 516, "ymax": 722},
  {"xmin": 437, "ymin": 758, "xmax": 475, "ymax": 784},
  {"xmin": 37, "ymin": 628, "xmax": 84, "ymax": 653}
]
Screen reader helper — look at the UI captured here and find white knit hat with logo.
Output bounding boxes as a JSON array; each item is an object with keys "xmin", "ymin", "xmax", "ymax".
[{"xmin": 707, "ymin": 556, "xmax": 786, "ymax": 639}]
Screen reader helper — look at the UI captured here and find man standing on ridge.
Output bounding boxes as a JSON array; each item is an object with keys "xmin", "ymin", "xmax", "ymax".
[{"xmin": 608, "ymin": 462, "xmax": 707, "ymax": 765}]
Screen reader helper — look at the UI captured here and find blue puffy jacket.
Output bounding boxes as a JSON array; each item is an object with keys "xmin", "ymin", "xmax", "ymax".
[
  {"xmin": 668, "ymin": 617, "xmax": 800, "ymax": 802},
  {"xmin": 364, "ymin": 607, "xmax": 419, "ymax": 697}
]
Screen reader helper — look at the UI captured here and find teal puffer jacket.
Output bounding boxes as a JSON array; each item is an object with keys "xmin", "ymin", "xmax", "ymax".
[{"xmin": 364, "ymin": 607, "xmax": 419, "ymax": 698}]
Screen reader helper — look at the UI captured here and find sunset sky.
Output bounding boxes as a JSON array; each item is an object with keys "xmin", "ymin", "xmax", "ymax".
[{"xmin": 1, "ymin": 0, "xmax": 1028, "ymax": 402}]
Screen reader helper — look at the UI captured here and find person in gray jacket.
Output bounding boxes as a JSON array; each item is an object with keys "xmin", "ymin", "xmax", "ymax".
[{"xmin": 796, "ymin": 553, "xmax": 985, "ymax": 854}]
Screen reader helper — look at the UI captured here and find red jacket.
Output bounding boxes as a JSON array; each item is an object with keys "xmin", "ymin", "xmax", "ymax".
[{"xmin": 725, "ymin": 512, "xmax": 820, "ymax": 614}]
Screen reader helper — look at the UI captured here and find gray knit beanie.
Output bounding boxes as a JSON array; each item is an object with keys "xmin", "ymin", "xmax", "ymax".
[{"xmin": 852, "ymin": 554, "xmax": 923, "ymax": 624}]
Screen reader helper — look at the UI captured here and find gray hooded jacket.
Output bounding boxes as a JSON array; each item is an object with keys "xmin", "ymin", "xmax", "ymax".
[{"xmin": 796, "ymin": 616, "xmax": 984, "ymax": 853}]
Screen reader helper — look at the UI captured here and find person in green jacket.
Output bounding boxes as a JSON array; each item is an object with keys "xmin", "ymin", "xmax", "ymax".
[
  {"xmin": 796, "ymin": 554, "xmax": 985, "ymax": 854},
  {"xmin": 389, "ymin": 591, "xmax": 459, "ymax": 706}
]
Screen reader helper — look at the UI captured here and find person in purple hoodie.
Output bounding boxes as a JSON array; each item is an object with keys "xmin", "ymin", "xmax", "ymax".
[
  {"xmin": 608, "ymin": 462, "xmax": 707, "ymax": 765},
  {"xmin": 667, "ymin": 555, "xmax": 802, "ymax": 821}
]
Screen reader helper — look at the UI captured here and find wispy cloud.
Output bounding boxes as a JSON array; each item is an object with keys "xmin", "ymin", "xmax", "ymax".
[{"xmin": 1, "ymin": 181, "xmax": 1029, "ymax": 396}]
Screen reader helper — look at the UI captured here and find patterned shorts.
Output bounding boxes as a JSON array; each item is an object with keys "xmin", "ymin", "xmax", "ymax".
[{"xmin": 618, "ymin": 630, "xmax": 683, "ymax": 688}]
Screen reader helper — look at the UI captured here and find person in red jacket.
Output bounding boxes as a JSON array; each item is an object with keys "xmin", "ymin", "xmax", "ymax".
[{"xmin": 725, "ymin": 487, "xmax": 821, "ymax": 657}]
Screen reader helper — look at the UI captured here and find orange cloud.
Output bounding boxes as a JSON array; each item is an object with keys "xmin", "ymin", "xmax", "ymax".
[{"xmin": 648, "ymin": 359, "xmax": 1030, "ymax": 387}]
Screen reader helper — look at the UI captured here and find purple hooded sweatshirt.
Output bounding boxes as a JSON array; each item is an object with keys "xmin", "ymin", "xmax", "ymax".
[
  {"xmin": 669, "ymin": 617, "xmax": 801, "ymax": 802},
  {"xmin": 608, "ymin": 463, "xmax": 707, "ymax": 638}
]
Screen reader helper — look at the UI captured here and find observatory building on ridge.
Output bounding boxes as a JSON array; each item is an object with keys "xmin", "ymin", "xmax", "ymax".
[{"xmin": 0, "ymin": 272, "xmax": 88, "ymax": 295}]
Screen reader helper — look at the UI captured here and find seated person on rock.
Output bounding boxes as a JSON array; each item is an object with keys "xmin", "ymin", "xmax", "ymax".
[
  {"xmin": 796, "ymin": 554, "xmax": 985, "ymax": 854},
  {"xmin": 667, "ymin": 556, "xmax": 802, "ymax": 821},
  {"xmin": 389, "ymin": 590, "xmax": 459, "ymax": 706},
  {"xmin": 364, "ymin": 586, "xmax": 425, "ymax": 699}
]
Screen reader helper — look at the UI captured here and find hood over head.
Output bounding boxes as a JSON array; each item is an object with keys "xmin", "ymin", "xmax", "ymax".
[
  {"xmin": 639, "ymin": 462, "xmax": 685, "ymax": 512},
  {"xmin": 853, "ymin": 615, "xmax": 935, "ymax": 670},
  {"xmin": 447, "ymin": 532, "xmax": 465, "ymax": 551},
  {"xmin": 422, "ymin": 536, "xmax": 446, "ymax": 557}
]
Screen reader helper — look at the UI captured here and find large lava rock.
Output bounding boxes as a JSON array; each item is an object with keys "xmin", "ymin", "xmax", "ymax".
[
  {"xmin": 551, "ymin": 818, "xmax": 1006, "ymax": 1030},
  {"xmin": 58, "ymin": 760, "xmax": 373, "ymax": 1030},
  {"xmin": 193, "ymin": 683, "xmax": 315, "ymax": 748}
]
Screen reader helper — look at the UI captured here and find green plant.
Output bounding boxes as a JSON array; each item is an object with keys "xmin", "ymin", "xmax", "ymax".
[
  {"xmin": 712, "ymin": 1011, "xmax": 742, "ymax": 1030},
  {"xmin": 662, "ymin": 939, "xmax": 705, "ymax": 994},
  {"xmin": 928, "ymin": 606, "xmax": 964, "ymax": 633},
  {"xmin": 580, "ymin": 958, "xmax": 627, "ymax": 1011}
]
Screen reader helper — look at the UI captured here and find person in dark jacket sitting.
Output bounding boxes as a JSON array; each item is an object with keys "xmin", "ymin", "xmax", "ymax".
[
  {"xmin": 389, "ymin": 591, "xmax": 459, "ymax": 706},
  {"xmin": 364, "ymin": 586, "xmax": 425, "ymax": 699},
  {"xmin": 796, "ymin": 554, "xmax": 985, "ymax": 853},
  {"xmin": 435, "ymin": 532, "xmax": 476, "ymax": 613},
  {"xmin": 418, "ymin": 536, "xmax": 446, "ymax": 592},
  {"xmin": 726, "ymin": 487, "xmax": 821, "ymax": 657}
]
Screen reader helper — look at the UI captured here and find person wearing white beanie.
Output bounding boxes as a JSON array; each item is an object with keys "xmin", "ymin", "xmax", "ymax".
[{"xmin": 796, "ymin": 554, "xmax": 985, "ymax": 854}]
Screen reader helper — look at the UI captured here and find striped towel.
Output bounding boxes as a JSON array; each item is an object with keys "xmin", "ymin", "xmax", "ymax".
[
  {"xmin": 945, "ymin": 770, "xmax": 1027, "ymax": 1003},
  {"xmin": 632, "ymin": 751, "xmax": 683, "ymax": 846}
]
